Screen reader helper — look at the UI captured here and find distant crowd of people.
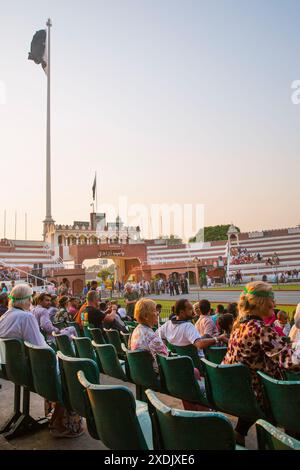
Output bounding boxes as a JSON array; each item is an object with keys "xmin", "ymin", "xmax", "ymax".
[
  {"xmin": 83, "ymin": 277, "xmax": 190, "ymax": 298},
  {"xmin": 230, "ymin": 247, "xmax": 263, "ymax": 265},
  {"xmin": 0, "ymin": 266, "xmax": 20, "ymax": 281},
  {"xmin": 226, "ymin": 270, "xmax": 243, "ymax": 286},
  {"xmin": 265, "ymin": 252, "xmax": 280, "ymax": 266}
]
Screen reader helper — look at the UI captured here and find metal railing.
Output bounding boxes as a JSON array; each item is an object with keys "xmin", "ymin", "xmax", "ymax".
[{"xmin": 0, "ymin": 259, "xmax": 55, "ymax": 288}]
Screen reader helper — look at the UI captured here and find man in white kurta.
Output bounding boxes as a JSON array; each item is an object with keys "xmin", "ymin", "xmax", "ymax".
[{"xmin": 0, "ymin": 306, "xmax": 47, "ymax": 365}]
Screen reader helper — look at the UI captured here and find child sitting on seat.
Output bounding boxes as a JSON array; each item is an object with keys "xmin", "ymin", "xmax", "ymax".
[
  {"xmin": 216, "ymin": 313, "xmax": 234, "ymax": 341},
  {"xmin": 274, "ymin": 310, "xmax": 291, "ymax": 336}
]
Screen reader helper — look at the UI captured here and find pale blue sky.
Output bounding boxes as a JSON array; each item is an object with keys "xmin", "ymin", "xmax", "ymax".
[{"xmin": 0, "ymin": 0, "xmax": 300, "ymax": 240}]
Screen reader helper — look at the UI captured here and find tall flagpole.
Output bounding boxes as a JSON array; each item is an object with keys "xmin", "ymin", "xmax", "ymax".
[
  {"xmin": 25, "ymin": 213, "xmax": 28, "ymax": 240},
  {"xmin": 3, "ymin": 210, "xmax": 6, "ymax": 239},
  {"xmin": 95, "ymin": 171, "xmax": 98, "ymax": 213},
  {"xmin": 15, "ymin": 211, "xmax": 17, "ymax": 241},
  {"xmin": 43, "ymin": 18, "xmax": 54, "ymax": 239}
]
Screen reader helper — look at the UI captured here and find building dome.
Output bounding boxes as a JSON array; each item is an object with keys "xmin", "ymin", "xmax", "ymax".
[{"xmin": 227, "ymin": 224, "xmax": 239, "ymax": 236}]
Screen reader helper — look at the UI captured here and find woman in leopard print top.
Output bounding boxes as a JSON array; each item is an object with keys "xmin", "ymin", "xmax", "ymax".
[{"xmin": 223, "ymin": 281, "xmax": 300, "ymax": 444}]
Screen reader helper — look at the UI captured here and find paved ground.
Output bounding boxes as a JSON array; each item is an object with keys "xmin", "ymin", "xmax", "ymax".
[
  {"xmin": 0, "ymin": 375, "xmax": 257, "ymax": 450},
  {"xmin": 150, "ymin": 290, "xmax": 300, "ymax": 305}
]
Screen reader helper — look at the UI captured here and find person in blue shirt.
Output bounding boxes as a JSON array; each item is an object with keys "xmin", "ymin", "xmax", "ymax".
[{"xmin": 211, "ymin": 304, "xmax": 225, "ymax": 324}]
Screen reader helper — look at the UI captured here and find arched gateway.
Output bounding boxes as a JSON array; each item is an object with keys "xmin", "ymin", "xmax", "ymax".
[{"xmin": 69, "ymin": 243, "xmax": 148, "ymax": 283}]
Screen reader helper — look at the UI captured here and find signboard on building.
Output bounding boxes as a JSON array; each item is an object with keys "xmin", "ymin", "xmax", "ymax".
[
  {"xmin": 98, "ymin": 250, "xmax": 125, "ymax": 258},
  {"xmin": 248, "ymin": 231, "xmax": 264, "ymax": 238}
]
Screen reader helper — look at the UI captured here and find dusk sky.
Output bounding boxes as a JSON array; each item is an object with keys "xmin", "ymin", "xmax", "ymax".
[{"xmin": 1, "ymin": 0, "xmax": 300, "ymax": 241}]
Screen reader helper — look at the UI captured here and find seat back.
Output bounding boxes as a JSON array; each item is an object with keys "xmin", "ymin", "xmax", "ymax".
[
  {"xmin": 258, "ymin": 371, "xmax": 300, "ymax": 435},
  {"xmin": 52, "ymin": 321, "xmax": 65, "ymax": 330},
  {"xmin": 256, "ymin": 419, "xmax": 300, "ymax": 450},
  {"xmin": 53, "ymin": 333, "xmax": 75, "ymax": 357},
  {"xmin": 282, "ymin": 370, "xmax": 300, "ymax": 382},
  {"xmin": 126, "ymin": 349, "xmax": 161, "ymax": 391},
  {"xmin": 66, "ymin": 321, "xmax": 81, "ymax": 337},
  {"xmin": 89, "ymin": 328, "xmax": 106, "ymax": 345},
  {"xmin": 93, "ymin": 342, "xmax": 127, "ymax": 381},
  {"xmin": 126, "ymin": 325, "xmax": 136, "ymax": 335},
  {"xmin": 124, "ymin": 321, "xmax": 138, "ymax": 327},
  {"xmin": 104, "ymin": 329, "xmax": 123, "ymax": 357},
  {"xmin": 204, "ymin": 346, "xmax": 227, "ymax": 364},
  {"xmin": 201, "ymin": 358, "xmax": 264, "ymax": 421},
  {"xmin": 172, "ymin": 344, "xmax": 203, "ymax": 372},
  {"xmin": 157, "ymin": 354, "xmax": 206, "ymax": 404},
  {"xmin": 120, "ymin": 332, "xmax": 130, "ymax": 348},
  {"xmin": 83, "ymin": 325, "xmax": 93, "ymax": 339},
  {"xmin": 146, "ymin": 390, "xmax": 236, "ymax": 450},
  {"xmin": 166, "ymin": 341, "xmax": 177, "ymax": 354},
  {"xmin": 25, "ymin": 341, "xmax": 62, "ymax": 403},
  {"xmin": 72, "ymin": 336, "xmax": 101, "ymax": 374},
  {"xmin": 57, "ymin": 351, "xmax": 99, "ymax": 429},
  {"xmin": 0, "ymin": 340, "xmax": 8, "ymax": 379},
  {"xmin": 2, "ymin": 338, "xmax": 34, "ymax": 389},
  {"xmin": 78, "ymin": 370, "xmax": 150, "ymax": 450}
]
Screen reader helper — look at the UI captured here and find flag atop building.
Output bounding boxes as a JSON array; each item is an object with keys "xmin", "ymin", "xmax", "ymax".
[
  {"xmin": 28, "ymin": 29, "xmax": 48, "ymax": 74},
  {"xmin": 92, "ymin": 174, "xmax": 97, "ymax": 201}
]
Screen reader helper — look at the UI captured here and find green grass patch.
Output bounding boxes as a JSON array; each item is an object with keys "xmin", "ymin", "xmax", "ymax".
[{"xmin": 202, "ymin": 284, "xmax": 300, "ymax": 291}]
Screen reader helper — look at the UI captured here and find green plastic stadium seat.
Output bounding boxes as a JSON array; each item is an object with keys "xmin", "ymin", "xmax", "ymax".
[
  {"xmin": 66, "ymin": 321, "xmax": 81, "ymax": 337},
  {"xmin": 120, "ymin": 331, "xmax": 130, "ymax": 348},
  {"xmin": 172, "ymin": 344, "xmax": 203, "ymax": 373},
  {"xmin": 126, "ymin": 349, "xmax": 161, "ymax": 401},
  {"xmin": 25, "ymin": 342, "xmax": 63, "ymax": 404},
  {"xmin": 72, "ymin": 336, "xmax": 101, "ymax": 373},
  {"xmin": 77, "ymin": 370, "xmax": 152, "ymax": 450},
  {"xmin": 52, "ymin": 332, "xmax": 75, "ymax": 357},
  {"xmin": 256, "ymin": 419, "xmax": 300, "ymax": 450},
  {"xmin": 282, "ymin": 370, "xmax": 300, "ymax": 381},
  {"xmin": 3, "ymin": 338, "xmax": 34, "ymax": 390},
  {"xmin": 92, "ymin": 342, "xmax": 128, "ymax": 381},
  {"xmin": 146, "ymin": 390, "xmax": 243, "ymax": 450},
  {"xmin": 157, "ymin": 354, "xmax": 209, "ymax": 406},
  {"xmin": 0, "ymin": 340, "xmax": 21, "ymax": 436},
  {"xmin": 88, "ymin": 327, "xmax": 106, "ymax": 345},
  {"xmin": 204, "ymin": 346, "xmax": 227, "ymax": 364},
  {"xmin": 104, "ymin": 329, "xmax": 125, "ymax": 359},
  {"xmin": 124, "ymin": 321, "xmax": 138, "ymax": 328},
  {"xmin": 57, "ymin": 351, "xmax": 99, "ymax": 439},
  {"xmin": 201, "ymin": 358, "xmax": 265, "ymax": 422},
  {"xmin": 166, "ymin": 341, "xmax": 177, "ymax": 354},
  {"xmin": 258, "ymin": 371, "xmax": 300, "ymax": 435},
  {"xmin": 0, "ymin": 339, "xmax": 48, "ymax": 439},
  {"xmin": 126, "ymin": 325, "xmax": 136, "ymax": 335},
  {"xmin": 83, "ymin": 325, "xmax": 93, "ymax": 339}
]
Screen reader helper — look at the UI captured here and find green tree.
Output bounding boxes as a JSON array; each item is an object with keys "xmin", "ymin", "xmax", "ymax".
[
  {"xmin": 189, "ymin": 225, "xmax": 240, "ymax": 243},
  {"xmin": 97, "ymin": 269, "xmax": 111, "ymax": 280}
]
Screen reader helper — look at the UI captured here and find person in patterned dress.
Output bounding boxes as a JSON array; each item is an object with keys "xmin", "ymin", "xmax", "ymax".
[
  {"xmin": 223, "ymin": 281, "xmax": 300, "ymax": 445},
  {"xmin": 129, "ymin": 298, "xmax": 168, "ymax": 371}
]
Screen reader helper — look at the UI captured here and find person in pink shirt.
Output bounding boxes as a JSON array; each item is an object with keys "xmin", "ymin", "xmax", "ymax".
[
  {"xmin": 264, "ymin": 311, "xmax": 285, "ymax": 336},
  {"xmin": 67, "ymin": 297, "xmax": 79, "ymax": 319}
]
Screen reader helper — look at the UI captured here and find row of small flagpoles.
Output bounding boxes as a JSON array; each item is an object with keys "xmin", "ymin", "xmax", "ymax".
[{"xmin": 2, "ymin": 211, "xmax": 28, "ymax": 241}]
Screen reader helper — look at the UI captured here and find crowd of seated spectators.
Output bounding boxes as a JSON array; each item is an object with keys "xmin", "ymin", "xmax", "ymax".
[
  {"xmin": 265, "ymin": 252, "xmax": 280, "ymax": 266},
  {"xmin": 0, "ymin": 266, "xmax": 20, "ymax": 281},
  {"xmin": 231, "ymin": 247, "xmax": 263, "ymax": 265}
]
